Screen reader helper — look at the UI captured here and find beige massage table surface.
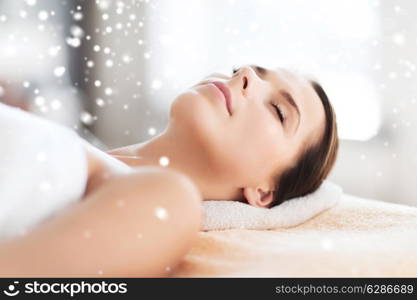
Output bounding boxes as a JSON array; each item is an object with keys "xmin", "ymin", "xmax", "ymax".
[{"xmin": 172, "ymin": 194, "xmax": 417, "ymax": 277}]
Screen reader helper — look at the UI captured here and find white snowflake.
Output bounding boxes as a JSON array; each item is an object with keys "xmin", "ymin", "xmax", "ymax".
[
  {"xmin": 70, "ymin": 25, "xmax": 84, "ymax": 38},
  {"xmin": 96, "ymin": 0, "xmax": 110, "ymax": 10},
  {"xmin": 104, "ymin": 87, "xmax": 113, "ymax": 95},
  {"xmin": 34, "ymin": 96, "xmax": 45, "ymax": 106},
  {"xmin": 155, "ymin": 207, "xmax": 168, "ymax": 220},
  {"xmin": 51, "ymin": 99, "xmax": 61, "ymax": 110},
  {"xmin": 38, "ymin": 10, "xmax": 48, "ymax": 21},
  {"xmin": 151, "ymin": 79, "xmax": 162, "ymax": 90},
  {"xmin": 122, "ymin": 54, "xmax": 132, "ymax": 63},
  {"xmin": 19, "ymin": 10, "xmax": 28, "ymax": 19},
  {"xmin": 73, "ymin": 12, "xmax": 83, "ymax": 21},
  {"xmin": 66, "ymin": 37, "xmax": 81, "ymax": 48},
  {"xmin": 48, "ymin": 46, "xmax": 61, "ymax": 57},
  {"xmin": 96, "ymin": 98, "xmax": 105, "ymax": 107},
  {"xmin": 159, "ymin": 156, "xmax": 169, "ymax": 167},
  {"xmin": 25, "ymin": 0, "xmax": 37, "ymax": 6},
  {"xmin": 148, "ymin": 127, "xmax": 156, "ymax": 136},
  {"xmin": 53, "ymin": 66, "xmax": 66, "ymax": 77},
  {"xmin": 80, "ymin": 111, "xmax": 94, "ymax": 125}
]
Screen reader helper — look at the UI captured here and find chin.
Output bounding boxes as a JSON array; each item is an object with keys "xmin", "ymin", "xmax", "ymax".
[{"xmin": 170, "ymin": 90, "xmax": 219, "ymax": 143}]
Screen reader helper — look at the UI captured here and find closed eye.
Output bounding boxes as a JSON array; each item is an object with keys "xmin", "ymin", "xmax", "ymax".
[{"xmin": 272, "ymin": 102, "xmax": 285, "ymax": 123}]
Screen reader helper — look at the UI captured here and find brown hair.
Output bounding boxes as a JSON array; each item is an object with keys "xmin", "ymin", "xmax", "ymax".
[{"xmin": 269, "ymin": 80, "xmax": 339, "ymax": 208}]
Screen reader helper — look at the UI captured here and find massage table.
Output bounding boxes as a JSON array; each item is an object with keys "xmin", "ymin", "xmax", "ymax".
[{"xmin": 172, "ymin": 193, "xmax": 417, "ymax": 277}]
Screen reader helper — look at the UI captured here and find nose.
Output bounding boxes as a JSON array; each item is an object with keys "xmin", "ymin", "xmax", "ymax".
[{"xmin": 232, "ymin": 65, "xmax": 259, "ymax": 95}]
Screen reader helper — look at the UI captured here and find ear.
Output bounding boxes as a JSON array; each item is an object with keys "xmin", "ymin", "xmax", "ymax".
[{"xmin": 242, "ymin": 186, "xmax": 274, "ymax": 208}]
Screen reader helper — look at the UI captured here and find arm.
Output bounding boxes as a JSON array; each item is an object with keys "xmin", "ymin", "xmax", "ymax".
[{"xmin": 0, "ymin": 167, "xmax": 202, "ymax": 277}]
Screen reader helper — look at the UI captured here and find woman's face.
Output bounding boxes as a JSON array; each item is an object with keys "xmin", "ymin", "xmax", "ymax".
[{"xmin": 169, "ymin": 65, "xmax": 325, "ymax": 201}]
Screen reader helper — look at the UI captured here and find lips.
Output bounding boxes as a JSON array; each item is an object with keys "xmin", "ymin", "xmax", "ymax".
[{"xmin": 212, "ymin": 81, "xmax": 233, "ymax": 116}]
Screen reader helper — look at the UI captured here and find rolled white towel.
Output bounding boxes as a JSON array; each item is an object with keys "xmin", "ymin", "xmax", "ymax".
[{"xmin": 201, "ymin": 180, "xmax": 343, "ymax": 231}]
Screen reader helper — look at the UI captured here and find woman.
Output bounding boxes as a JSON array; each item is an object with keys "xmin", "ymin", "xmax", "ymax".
[{"xmin": 0, "ymin": 64, "xmax": 339, "ymax": 277}]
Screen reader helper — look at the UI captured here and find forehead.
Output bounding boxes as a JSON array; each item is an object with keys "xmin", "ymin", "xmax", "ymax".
[{"xmin": 269, "ymin": 67, "xmax": 326, "ymax": 147}]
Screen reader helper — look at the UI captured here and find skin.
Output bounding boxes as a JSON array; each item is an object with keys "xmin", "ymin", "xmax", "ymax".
[{"xmin": 0, "ymin": 65, "xmax": 325, "ymax": 277}]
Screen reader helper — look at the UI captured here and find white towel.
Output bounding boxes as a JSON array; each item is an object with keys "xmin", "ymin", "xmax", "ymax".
[
  {"xmin": 201, "ymin": 180, "xmax": 343, "ymax": 231},
  {"xmin": 0, "ymin": 103, "xmax": 88, "ymax": 240}
]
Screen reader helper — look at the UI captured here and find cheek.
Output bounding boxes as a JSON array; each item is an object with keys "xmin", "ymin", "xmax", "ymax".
[
  {"xmin": 240, "ymin": 120, "xmax": 284, "ymax": 180},
  {"xmin": 214, "ymin": 116, "xmax": 287, "ymax": 185}
]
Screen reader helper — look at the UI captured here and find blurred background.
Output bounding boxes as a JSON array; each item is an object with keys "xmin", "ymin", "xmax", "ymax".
[{"xmin": 0, "ymin": 0, "xmax": 416, "ymax": 205}]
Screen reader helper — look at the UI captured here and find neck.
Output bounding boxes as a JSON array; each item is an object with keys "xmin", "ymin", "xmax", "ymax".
[{"xmin": 107, "ymin": 128, "xmax": 231, "ymax": 200}]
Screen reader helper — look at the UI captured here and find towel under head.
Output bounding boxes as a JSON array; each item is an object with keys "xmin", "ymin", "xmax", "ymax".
[{"xmin": 201, "ymin": 180, "xmax": 343, "ymax": 231}]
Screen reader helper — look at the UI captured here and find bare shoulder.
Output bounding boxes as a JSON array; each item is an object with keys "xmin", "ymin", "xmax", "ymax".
[
  {"xmin": 133, "ymin": 166, "xmax": 199, "ymax": 191},
  {"xmin": 104, "ymin": 166, "xmax": 202, "ymax": 204}
]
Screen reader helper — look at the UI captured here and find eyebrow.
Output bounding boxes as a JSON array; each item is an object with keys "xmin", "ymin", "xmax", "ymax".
[{"xmin": 250, "ymin": 65, "xmax": 301, "ymax": 134}]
